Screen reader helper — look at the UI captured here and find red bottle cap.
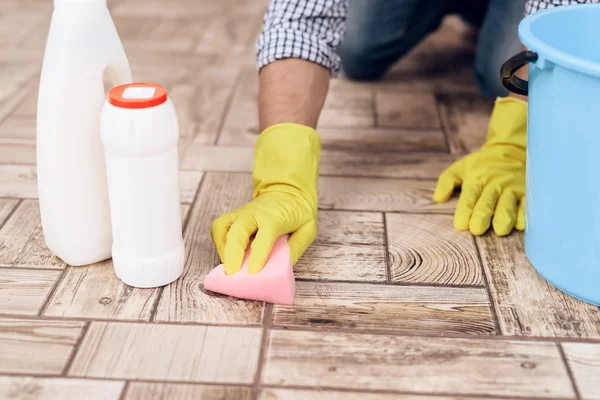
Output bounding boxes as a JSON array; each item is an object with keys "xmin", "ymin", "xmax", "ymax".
[{"xmin": 108, "ymin": 83, "xmax": 167, "ymax": 109}]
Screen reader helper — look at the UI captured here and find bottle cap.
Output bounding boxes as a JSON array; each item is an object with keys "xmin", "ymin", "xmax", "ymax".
[{"xmin": 108, "ymin": 83, "xmax": 167, "ymax": 109}]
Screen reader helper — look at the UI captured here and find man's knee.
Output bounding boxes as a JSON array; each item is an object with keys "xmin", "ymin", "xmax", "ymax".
[{"xmin": 338, "ymin": 39, "xmax": 387, "ymax": 81}]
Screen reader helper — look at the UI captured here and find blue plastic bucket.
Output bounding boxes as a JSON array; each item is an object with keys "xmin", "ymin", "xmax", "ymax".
[{"xmin": 501, "ymin": 4, "xmax": 600, "ymax": 306}]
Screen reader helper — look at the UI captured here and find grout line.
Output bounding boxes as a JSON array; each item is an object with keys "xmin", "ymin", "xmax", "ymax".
[
  {"xmin": 0, "ymin": 372, "xmax": 253, "ymax": 387},
  {"xmin": 381, "ymin": 212, "xmax": 392, "ymax": 282},
  {"xmin": 211, "ymin": 69, "xmax": 244, "ymax": 146},
  {"xmin": 433, "ymin": 92, "xmax": 452, "ymax": 154},
  {"xmin": 295, "ymin": 277, "xmax": 486, "ymax": 289},
  {"xmin": 251, "ymin": 303, "xmax": 273, "ymax": 400},
  {"xmin": 557, "ymin": 343, "xmax": 582, "ymax": 400},
  {"xmin": 0, "ymin": 198, "xmax": 23, "ymax": 231},
  {"xmin": 472, "ymin": 234, "xmax": 503, "ymax": 335},
  {"xmin": 61, "ymin": 321, "xmax": 90, "ymax": 376},
  {"xmin": 37, "ymin": 267, "xmax": 69, "ymax": 317},
  {"xmin": 0, "ymin": 265, "xmax": 64, "ymax": 272},
  {"xmin": 177, "ymin": 168, "xmax": 445, "ymax": 183},
  {"xmin": 149, "ymin": 172, "xmax": 206, "ymax": 322},
  {"xmin": 260, "ymin": 384, "xmax": 574, "ymax": 400},
  {"xmin": 118, "ymin": 381, "xmax": 131, "ymax": 400},
  {"xmin": 37, "ymin": 266, "xmax": 72, "ymax": 317}
]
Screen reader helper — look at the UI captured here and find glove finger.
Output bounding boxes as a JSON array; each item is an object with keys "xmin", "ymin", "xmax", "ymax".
[
  {"xmin": 454, "ymin": 183, "xmax": 482, "ymax": 231},
  {"xmin": 248, "ymin": 227, "xmax": 280, "ymax": 275},
  {"xmin": 288, "ymin": 220, "xmax": 318, "ymax": 266},
  {"xmin": 492, "ymin": 191, "xmax": 518, "ymax": 236},
  {"xmin": 210, "ymin": 212, "xmax": 237, "ymax": 263},
  {"xmin": 433, "ymin": 162, "xmax": 464, "ymax": 203},
  {"xmin": 224, "ymin": 215, "xmax": 258, "ymax": 275},
  {"xmin": 515, "ymin": 196, "xmax": 526, "ymax": 231},
  {"xmin": 470, "ymin": 186, "xmax": 500, "ymax": 236}
]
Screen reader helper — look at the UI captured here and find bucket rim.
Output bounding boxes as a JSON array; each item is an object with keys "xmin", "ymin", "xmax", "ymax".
[{"xmin": 518, "ymin": 4, "xmax": 600, "ymax": 79}]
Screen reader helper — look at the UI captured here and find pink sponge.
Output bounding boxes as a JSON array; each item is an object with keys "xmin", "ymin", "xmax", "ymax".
[{"xmin": 203, "ymin": 235, "xmax": 295, "ymax": 305}]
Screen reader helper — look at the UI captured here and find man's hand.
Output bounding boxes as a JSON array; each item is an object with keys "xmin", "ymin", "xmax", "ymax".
[
  {"xmin": 433, "ymin": 96, "xmax": 527, "ymax": 236},
  {"xmin": 210, "ymin": 123, "xmax": 321, "ymax": 275}
]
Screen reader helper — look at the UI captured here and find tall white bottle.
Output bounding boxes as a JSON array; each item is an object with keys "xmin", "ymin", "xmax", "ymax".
[{"xmin": 37, "ymin": 0, "xmax": 132, "ymax": 266}]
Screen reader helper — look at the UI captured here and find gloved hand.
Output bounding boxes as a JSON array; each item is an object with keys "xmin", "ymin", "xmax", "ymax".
[
  {"xmin": 210, "ymin": 123, "xmax": 320, "ymax": 275},
  {"xmin": 433, "ymin": 96, "xmax": 527, "ymax": 236}
]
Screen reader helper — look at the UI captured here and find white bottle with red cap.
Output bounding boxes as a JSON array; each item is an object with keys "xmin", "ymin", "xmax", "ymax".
[
  {"xmin": 37, "ymin": 0, "xmax": 132, "ymax": 266},
  {"xmin": 100, "ymin": 83, "xmax": 184, "ymax": 288}
]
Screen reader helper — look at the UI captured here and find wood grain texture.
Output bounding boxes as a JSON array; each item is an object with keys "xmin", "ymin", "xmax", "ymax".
[
  {"xmin": 318, "ymin": 86, "xmax": 375, "ymax": 128},
  {"xmin": 0, "ymin": 376, "xmax": 125, "ymax": 400},
  {"xmin": 296, "ymin": 211, "xmax": 386, "ymax": 282},
  {"xmin": 0, "ymin": 200, "xmax": 40, "ymax": 265},
  {"xmin": 0, "ymin": 317, "xmax": 84, "ymax": 374},
  {"xmin": 0, "ymin": 116, "xmax": 35, "ymax": 139},
  {"xmin": 272, "ymin": 281, "xmax": 494, "ymax": 335},
  {"xmin": 154, "ymin": 172, "xmax": 264, "ymax": 324},
  {"xmin": 70, "ymin": 322, "xmax": 262, "ymax": 383},
  {"xmin": 437, "ymin": 92, "xmax": 494, "ymax": 154},
  {"xmin": 0, "ymin": 63, "xmax": 39, "ymax": 121},
  {"xmin": 477, "ymin": 232, "xmax": 600, "ymax": 337},
  {"xmin": 263, "ymin": 330, "xmax": 574, "ymax": 398},
  {"xmin": 178, "ymin": 171, "xmax": 203, "ymax": 204},
  {"xmin": 0, "ymin": 165, "xmax": 37, "ymax": 198},
  {"xmin": 318, "ymin": 176, "xmax": 456, "ymax": 213},
  {"xmin": 181, "ymin": 144, "xmax": 456, "ymax": 180},
  {"xmin": 13, "ymin": 223, "xmax": 66, "ymax": 269},
  {"xmin": 260, "ymin": 389, "xmax": 490, "ymax": 400},
  {"xmin": 116, "ymin": 16, "xmax": 202, "ymax": 52},
  {"xmin": 386, "ymin": 213, "xmax": 483, "ymax": 285},
  {"xmin": 562, "ymin": 343, "xmax": 600, "ymax": 400},
  {"xmin": 0, "ymin": 268, "xmax": 60, "ymax": 315},
  {"xmin": 0, "ymin": 198, "xmax": 19, "ymax": 226},
  {"xmin": 125, "ymin": 383, "xmax": 252, "ymax": 400},
  {"xmin": 113, "ymin": 0, "xmax": 264, "ymax": 18},
  {"xmin": 375, "ymin": 91, "xmax": 440, "ymax": 129},
  {"xmin": 44, "ymin": 261, "xmax": 159, "ymax": 321},
  {"xmin": 0, "ymin": 138, "xmax": 36, "ymax": 165}
]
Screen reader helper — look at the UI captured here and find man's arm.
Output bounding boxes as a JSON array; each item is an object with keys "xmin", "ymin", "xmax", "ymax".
[{"xmin": 259, "ymin": 59, "xmax": 330, "ymax": 131}]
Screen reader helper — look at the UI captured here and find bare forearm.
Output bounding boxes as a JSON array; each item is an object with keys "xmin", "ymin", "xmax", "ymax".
[{"xmin": 258, "ymin": 59, "xmax": 330, "ymax": 131}]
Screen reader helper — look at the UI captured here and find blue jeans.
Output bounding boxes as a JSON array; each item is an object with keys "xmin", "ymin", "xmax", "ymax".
[{"xmin": 338, "ymin": 0, "xmax": 526, "ymax": 98}]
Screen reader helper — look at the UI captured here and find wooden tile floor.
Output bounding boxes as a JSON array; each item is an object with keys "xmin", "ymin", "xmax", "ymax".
[{"xmin": 1, "ymin": 0, "xmax": 600, "ymax": 399}]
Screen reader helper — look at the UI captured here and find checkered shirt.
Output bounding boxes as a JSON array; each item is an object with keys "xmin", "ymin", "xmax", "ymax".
[{"xmin": 256, "ymin": 0, "xmax": 598, "ymax": 74}]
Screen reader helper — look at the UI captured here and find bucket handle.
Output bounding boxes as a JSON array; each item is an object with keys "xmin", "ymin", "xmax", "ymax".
[{"xmin": 500, "ymin": 50, "xmax": 538, "ymax": 96}]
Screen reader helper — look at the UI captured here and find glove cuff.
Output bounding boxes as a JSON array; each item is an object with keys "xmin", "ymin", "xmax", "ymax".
[
  {"xmin": 485, "ymin": 97, "xmax": 528, "ymax": 149},
  {"xmin": 252, "ymin": 123, "xmax": 321, "ymax": 214}
]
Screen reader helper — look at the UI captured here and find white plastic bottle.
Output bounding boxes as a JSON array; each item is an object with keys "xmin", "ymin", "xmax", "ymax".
[
  {"xmin": 100, "ymin": 83, "xmax": 184, "ymax": 288},
  {"xmin": 36, "ymin": 0, "xmax": 132, "ymax": 266}
]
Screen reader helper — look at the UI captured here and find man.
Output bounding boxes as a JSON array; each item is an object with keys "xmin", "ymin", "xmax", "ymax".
[{"xmin": 210, "ymin": 0, "xmax": 594, "ymax": 276}]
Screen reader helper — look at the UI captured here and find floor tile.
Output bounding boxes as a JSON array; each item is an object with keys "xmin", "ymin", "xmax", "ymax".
[
  {"xmin": 182, "ymin": 144, "xmax": 456, "ymax": 180},
  {"xmin": 0, "ymin": 63, "xmax": 39, "ymax": 121},
  {"xmin": 116, "ymin": 16, "xmax": 202, "ymax": 53},
  {"xmin": 477, "ymin": 232, "xmax": 600, "ymax": 337},
  {"xmin": 0, "ymin": 376, "xmax": 124, "ymax": 400},
  {"xmin": 0, "ymin": 138, "xmax": 36, "ymax": 165},
  {"xmin": 437, "ymin": 92, "xmax": 493, "ymax": 154},
  {"xmin": 260, "ymin": 389, "xmax": 490, "ymax": 400},
  {"xmin": 0, "ymin": 165, "xmax": 37, "ymax": 198},
  {"xmin": 125, "ymin": 382, "xmax": 252, "ymax": 400},
  {"xmin": 375, "ymin": 91, "xmax": 440, "ymax": 129},
  {"xmin": 318, "ymin": 176, "xmax": 456, "ymax": 213},
  {"xmin": 12, "ymin": 223, "xmax": 66, "ymax": 269},
  {"xmin": 386, "ymin": 213, "xmax": 483, "ymax": 285},
  {"xmin": 562, "ymin": 342, "xmax": 600, "ymax": 400},
  {"xmin": 154, "ymin": 172, "xmax": 264, "ymax": 324},
  {"xmin": 318, "ymin": 86, "xmax": 375, "ymax": 128},
  {"xmin": 0, "ymin": 268, "xmax": 60, "ymax": 315},
  {"xmin": 0, "ymin": 200, "xmax": 40, "ymax": 265},
  {"xmin": 44, "ymin": 261, "xmax": 159, "ymax": 321},
  {"xmin": 295, "ymin": 211, "xmax": 386, "ymax": 282},
  {"xmin": 70, "ymin": 322, "xmax": 262, "ymax": 383},
  {"xmin": 263, "ymin": 330, "xmax": 574, "ymax": 398},
  {"xmin": 272, "ymin": 281, "xmax": 494, "ymax": 335},
  {"xmin": 178, "ymin": 171, "xmax": 203, "ymax": 204},
  {"xmin": 0, "ymin": 115, "xmax": 35, "ymax": 139},
  {"xmin": 0, "ymin": 317, "xmax": 84, "ymax": 374}
]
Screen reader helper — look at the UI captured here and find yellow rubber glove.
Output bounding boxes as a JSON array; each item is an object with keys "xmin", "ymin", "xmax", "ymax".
[
  {"xmin": 210, "ymin": 123, "xmax": 320, "ymax": 275},
  {"xmin": 433, "ymin": 96, "xmax": 527, "ymax": 236}
]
